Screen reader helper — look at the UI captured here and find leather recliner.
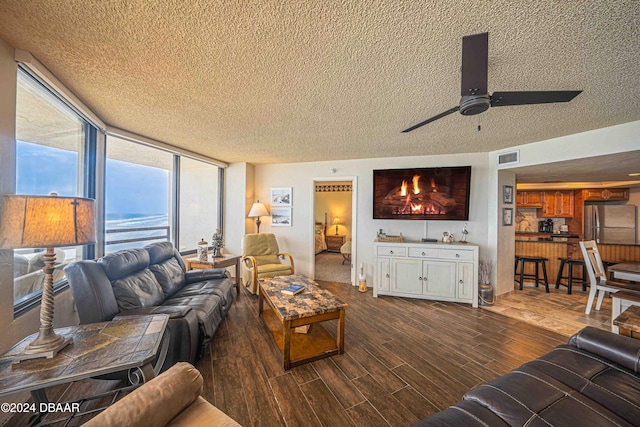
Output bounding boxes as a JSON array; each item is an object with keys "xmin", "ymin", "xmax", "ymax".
[{"xmin": 65, "ymin": 242, "xmax": 235, "ymax": 372}]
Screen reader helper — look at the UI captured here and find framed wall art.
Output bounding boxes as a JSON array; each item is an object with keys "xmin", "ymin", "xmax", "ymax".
[
  {"xmin": 503, "ymin": 185, "xmax": 514, "ymax": 204},
  {"xmin": 502, "ymin": 208, "xmax": 513, "ymax": 226},
  {"xmin": 271, "ymin": 207, "xmax": 292, "ymax": 226},
  {"xmin": 270, "ymin": 187, "xmax": 292, "ymax": 206}
]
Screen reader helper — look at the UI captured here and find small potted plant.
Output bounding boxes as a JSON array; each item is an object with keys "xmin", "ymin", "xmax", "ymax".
[{"xmin": 478, "ymin": 259, "xmax": 494, "ymax": 306}]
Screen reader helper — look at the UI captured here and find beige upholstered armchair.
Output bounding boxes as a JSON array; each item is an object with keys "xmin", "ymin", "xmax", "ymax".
[{"xmin": 241, "ymin": 233, "xmax": 294, "ymax": 294}]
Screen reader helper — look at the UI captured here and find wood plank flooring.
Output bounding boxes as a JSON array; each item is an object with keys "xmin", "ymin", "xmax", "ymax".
[
  {"xmin": 202, "ymin": 281, "xmax": 567, "ymax": 427},
  {"xmin": 3, "ymin": 281, "xmax": 569, "ymax": 427}
]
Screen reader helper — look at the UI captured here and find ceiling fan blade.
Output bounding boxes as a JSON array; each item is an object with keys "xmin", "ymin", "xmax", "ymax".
[
  {"xmin": 490, "ymin": 90, "xmax": 582, "ymax": 107},
  {"xmin": 402, "ymin": 106, "xmax": 460, "ymax": 133},
  {"xmin": 461, "ymin": 32, "xmax": 488, "ymax": 96}
]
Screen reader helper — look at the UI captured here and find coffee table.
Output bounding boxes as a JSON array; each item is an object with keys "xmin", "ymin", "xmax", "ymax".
[
  {"xmin": 185, "ymin": 253, "xmax": 241, "ymax": 294},
  {"xmin": 0, "ymin": 314, "xmax": 168, "ymax": 425},
  {"xmin": 258, "ymin": 275, "xmax": 347, "ymax": 370}
]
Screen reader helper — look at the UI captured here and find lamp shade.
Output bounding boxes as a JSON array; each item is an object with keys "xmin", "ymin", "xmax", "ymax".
[
  {"xmin": 248, "ymin": 202, "xmax": 269, "ymax": 218},
  {"xmin": 0, "ymin": 195, "xmax": 96, "ymax": 249},
  {"xmin": 332, "ymin": 217, "xmax": 341, "ymax": 225}
]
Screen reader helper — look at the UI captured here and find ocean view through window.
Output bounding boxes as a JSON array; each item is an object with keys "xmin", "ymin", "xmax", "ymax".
[{"xmin": 105, "ymin": 136, "xmax": 173, "ymax": 253}]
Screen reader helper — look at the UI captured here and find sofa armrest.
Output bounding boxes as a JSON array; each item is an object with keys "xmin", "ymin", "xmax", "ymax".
[
  {"xmin": 83, "ymin": 362, "xmax": 203, "ymax": 427},
  {"xmin": 569, "ymin": 326, "xmax": 640, "ymax": 372},
  {"xmin": 184, "ymin": 268, "xmax": 228, "ymax": 284}
]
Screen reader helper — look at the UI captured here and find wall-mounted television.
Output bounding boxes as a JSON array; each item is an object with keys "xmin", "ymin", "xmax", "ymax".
[{"xmin": 373, "ymin": 166, "xmax": 471, "ymax": 220}]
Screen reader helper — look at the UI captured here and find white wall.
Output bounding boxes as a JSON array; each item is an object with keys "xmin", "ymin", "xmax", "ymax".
[
  {"xmin": 251, "ymin": 154, "xmax": 491, "ymax": 285},
  {"xmin": 224, "ymin": 162, "xmax": 254, "ymax": 258}
]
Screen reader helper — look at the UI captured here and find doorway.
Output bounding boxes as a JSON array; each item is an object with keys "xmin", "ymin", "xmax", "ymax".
[{"xmin": 311, "ymin": 177, "xmax": 357, "ymax": 285}]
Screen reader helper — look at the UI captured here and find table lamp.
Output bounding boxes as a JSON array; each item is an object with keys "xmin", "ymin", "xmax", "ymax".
[
  {"xmin": 333, "ymin": 216, "xmax": 341, "ymax": 235},
  {"xmin": 248, "ymin": 201, "xmax": 269, "ymax": 233},
  {"xmin": 0, "ymin": 193, "xmax": 95, "ymax": 362}
]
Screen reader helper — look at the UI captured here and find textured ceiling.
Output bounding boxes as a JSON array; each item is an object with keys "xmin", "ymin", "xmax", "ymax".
[{"xmin": 0, "ymin": 0, "xmax": 639, "ymax": 167}]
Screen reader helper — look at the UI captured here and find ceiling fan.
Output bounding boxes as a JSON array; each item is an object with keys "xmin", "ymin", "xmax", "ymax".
[{"xmin": 402, "ymin": 32, "xmax": 582, "ymax": 133}]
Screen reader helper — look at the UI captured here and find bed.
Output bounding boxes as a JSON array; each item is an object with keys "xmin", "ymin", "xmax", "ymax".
[{"xmin": 315, "ymin": 214, "xmax": 327, "ymax": 254}]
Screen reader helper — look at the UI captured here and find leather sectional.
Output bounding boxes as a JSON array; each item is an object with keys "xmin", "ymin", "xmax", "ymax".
[
  {"xmin": 65, "ymin": 242, "xmax": 234, "ymax": 372},
  {"xmin": 415, "ymin": 326, "xmax": 640, "ymax": 426}
]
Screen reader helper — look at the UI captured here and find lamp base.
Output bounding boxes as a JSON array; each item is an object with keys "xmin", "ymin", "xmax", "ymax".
[{"xmin": 12, "ymin": 330, "xmax": 71, "ymax": 363}]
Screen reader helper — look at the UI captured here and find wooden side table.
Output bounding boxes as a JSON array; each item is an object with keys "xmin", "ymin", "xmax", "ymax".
[
  {"xmin": 613, "ymin": 305, "xmax": 640, "ymax": 339},
  {"xmin": 325, "ymin": 235, "xmax": 345, "ymax": 252},
  {"xmin": 185, "ymin": 253, "xmax": 241, "ymax": 294}
]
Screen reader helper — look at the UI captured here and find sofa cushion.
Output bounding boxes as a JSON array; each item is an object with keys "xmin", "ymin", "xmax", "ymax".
[
  {"xmin": 150, "ymin": 258, "xmax": 186, "ymax": 298},
  {"xmin": 257, "ymin": 263, "xmax": 292, "ymax": 275},
  {"xmin": 177, "ymin": 278, "xmax": 235, "ymax": 315},
  {"xmin": 112, "ymin": 268, "xmax": 165, "ymax": 311},
  {"xmin": 99, "ymin": 248, "xmax": 150, "ymax": 280}
]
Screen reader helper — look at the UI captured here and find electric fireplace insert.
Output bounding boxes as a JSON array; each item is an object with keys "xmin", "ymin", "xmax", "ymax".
[{"xmin": 373, "ymin": 166, "xmax": 471, "ymax": 220}]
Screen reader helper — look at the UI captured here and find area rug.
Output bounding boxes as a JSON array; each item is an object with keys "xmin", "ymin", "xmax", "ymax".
[{"xmin": 315, "ymin": 251, "xmax": 351, "ymax": 284}]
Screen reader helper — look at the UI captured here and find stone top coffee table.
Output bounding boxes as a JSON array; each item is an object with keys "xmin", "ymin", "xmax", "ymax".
[{"xmin": 258, "ymin": 275, "xmax": 348, "ymax": 370}]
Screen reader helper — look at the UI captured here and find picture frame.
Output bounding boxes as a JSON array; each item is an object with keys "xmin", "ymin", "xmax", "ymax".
[
  {"xmin": 271, "ymin": 207, "xmax": 292, "ymax": 226},
  {"xmin": 270, "ymin": 187, "xmax": 292, "ymax": 206},
  {"xmin": 502, "ymin": 185, "xmax": 514, "ymax": 204},
  {"xmin": 502, "ymin": 208, "xmax": 513, "ymax": 226}
]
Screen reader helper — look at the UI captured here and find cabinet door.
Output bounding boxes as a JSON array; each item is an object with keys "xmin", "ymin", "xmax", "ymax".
[
  {"xmin": 423, "ymin": 260, "xmax": 456, "ymax": 297},
  {"xmin": 376, "ymin": 258, "xmax": 390, "ymax": 292},
  {"xmin": 584, "ymin": 188, "xmax": 629, "ymax": 201},
  {"xmin": 542, "ymin": 191, "xmax": 574, "ymax": 218},
  {"xmin": 457, "ymin": 262, "xmax": 474, "ymax": 300},
  {"xmin": 391, "ymin": 259, "xmax": 423, "ymax": 295},
  {"xmin": 516, "ymin": 191, "xmax": 543, "ymax": 208}
]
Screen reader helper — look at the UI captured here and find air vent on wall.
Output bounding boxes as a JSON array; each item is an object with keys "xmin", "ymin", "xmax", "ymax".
[{"xmin": 498, "ymin": 151, "xmax": 519, "ymax": 166}]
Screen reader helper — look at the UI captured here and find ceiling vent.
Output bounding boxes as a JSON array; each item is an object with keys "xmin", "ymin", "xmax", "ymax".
[{"xmin": 497, "ymin": 151, "xmax": 520, "ymax": 166}]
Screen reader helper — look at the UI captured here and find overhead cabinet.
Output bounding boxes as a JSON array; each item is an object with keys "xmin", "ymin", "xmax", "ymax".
[
  {"xmin": 541, "ymin": 190, "xmax": 575, "ymax": 218},
  {"xmin": 582, "ymin": 188, "xmax": 629, "ymax": 201},
  {"xmin": 516, "ymin": 191, "xmax": 543, "ymax": 208},
  {"xmin": 374, "ymin": 242, "xmax": 478, "ymax": 307}
]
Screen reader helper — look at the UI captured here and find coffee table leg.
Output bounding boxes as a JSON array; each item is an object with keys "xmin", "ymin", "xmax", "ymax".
[
  {"xmin": 337, "ymin": 309, "xmax": 345, "ymax": 354},
  {"xmin": 283, "ymin": 319, "xmax": 292, "ymax": 370},
  {"xmin": 235, "ymin": 258, "xmax": 240, "ymax": 294},
  {"xmin": 258, "ymin": 288, "xmax": 264, "ymax": 316}
]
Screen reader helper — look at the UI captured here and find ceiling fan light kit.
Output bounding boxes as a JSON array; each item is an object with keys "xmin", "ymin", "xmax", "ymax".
[{"xmin": 403, "ymin": 32, "xmax": 582, "ymax": 133}]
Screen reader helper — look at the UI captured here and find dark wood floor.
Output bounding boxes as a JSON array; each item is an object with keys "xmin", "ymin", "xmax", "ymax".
[
  {"xmin": 4, "ymin": 281, "xmax": 568, "ymax": 427},
  {"xmin": 201, "ymin": 281, "xmax": 567, "ymax": 427}
]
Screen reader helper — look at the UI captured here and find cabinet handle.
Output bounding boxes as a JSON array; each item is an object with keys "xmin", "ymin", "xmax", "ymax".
[
  {"xmin": 418, "ymin": 276, "xmax": 422, "ymax": 281},
  {"xmin": 386, "ymin": 274, "xmax": 390, "ymax": 278},
  {"xmin": 390, "ymin": 250, "xmax": 394, "ymax": 254},
  {"xmin": 423, "ymin": 277, "xmax": 427, "ymax": 281},
  {"xmin": 456, "ymin": 253, "xmax": 460, "ymax": 258},
  {"xmin": 459, "ymin": 280, "xmax": 464, "ymax": 284},
  {"xmin": 422, "ymin": 252, "xmax": 426, "ymax": 256}
]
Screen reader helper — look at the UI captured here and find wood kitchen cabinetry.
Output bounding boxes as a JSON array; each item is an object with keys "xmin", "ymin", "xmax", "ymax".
[
  {"xmin": 542, "ymin": 190, "xmax": 575, "ymax": 218},
  {"xmin": 374, "ymin": 241, "xmax": 478, "ymax": 307},
  {"xmin": 582, "ymin": 188, "xmax": 629, "ymax": 201},
  {"xmin": 516, "ymin": 191, "xmax": 543, "ymax": 208}
]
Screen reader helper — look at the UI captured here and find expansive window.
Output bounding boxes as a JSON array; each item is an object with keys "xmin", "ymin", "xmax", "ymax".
[
  {"xmin": 13, "ymin": 69, "xmax": 89, "ymax": 305},
  {"xmin": 105, "ymin": 136, "xmax": 174, "ymax": 253},
  {"xmin": 178, "ymin": 157, "xmax": 221, "ymax": 252}
]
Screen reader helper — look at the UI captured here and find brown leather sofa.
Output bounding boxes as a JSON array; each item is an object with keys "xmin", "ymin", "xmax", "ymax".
[
  {"xmin": 414, "ymin": 326, "xmax": 640, "ymax": 426},
  {"xmin": 83, "ymin": 362, "xmax": 241, "ymax": 427}
]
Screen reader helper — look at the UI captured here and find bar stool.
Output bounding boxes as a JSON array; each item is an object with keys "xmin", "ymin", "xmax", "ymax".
[
  {"xmin": 555, "ymin": 257, "xmax": 587, "ymax": 294},
  {"xmin": 515, "ymin": 256, "xmax": 549, "ymax": 293}
]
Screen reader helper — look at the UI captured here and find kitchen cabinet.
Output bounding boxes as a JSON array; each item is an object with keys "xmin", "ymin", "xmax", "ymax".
[
  {"xmin": 516, "ymin": 191, "xmax": 543, "ymax": 208},
  {"xmin": 582, "ymin": 188, "xmax": 629, "ymax": 201},
  {"xmin": 542, "ymin": 191, "xmax": 575, "ymax": 218},
  {"xmin": 374, "ymin": 241, "xmax": 478, "ymax": 307}
]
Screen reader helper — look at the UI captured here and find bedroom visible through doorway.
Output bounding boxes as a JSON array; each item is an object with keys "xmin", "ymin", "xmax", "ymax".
[{"xmin": 313, "ymin": 180, "xmax": 353, "ymax": 284}]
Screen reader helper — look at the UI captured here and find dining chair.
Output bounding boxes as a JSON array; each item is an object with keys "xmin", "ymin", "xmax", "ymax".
[{"xmin": 579, "ymin": 240, "xmax": 624, "ymax": 314}]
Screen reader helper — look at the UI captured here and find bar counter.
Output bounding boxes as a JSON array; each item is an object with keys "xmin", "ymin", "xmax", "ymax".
[{"xmin": 515, "ymin": 239, "xmax": 640, "ymax": 289}]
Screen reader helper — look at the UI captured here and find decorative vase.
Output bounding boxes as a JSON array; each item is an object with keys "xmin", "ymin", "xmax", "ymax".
[
  {"xmin": 358, "ymin": 263, "xmax": 367, "ymax": 292},
  {"xmin": 197, "ymin": 239, "xmax": 208, "ymax": 261}
]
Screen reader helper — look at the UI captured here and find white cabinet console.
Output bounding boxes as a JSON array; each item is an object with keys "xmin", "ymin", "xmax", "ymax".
[{"xmin": 374, "ymin": 241, "xmax": 479, "ymax": 307}]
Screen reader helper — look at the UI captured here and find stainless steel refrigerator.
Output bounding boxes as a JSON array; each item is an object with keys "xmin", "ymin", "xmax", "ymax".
[{"xmin": 584, "ymin": 205, "xmax": 637, "ymax": 244}]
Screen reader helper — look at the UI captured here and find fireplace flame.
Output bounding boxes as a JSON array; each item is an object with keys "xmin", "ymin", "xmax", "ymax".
[
  {"xmin": 411, "ymin": 203, "xmax": 422, "ymax": 213},
  {"xmin": 412, "ymin": 175, "xmax": 420, "ymax": 194},
  {"xmin": 400, "ymin": 180, "xmax": 408, "ymax": 196},
  {"xmin": 430, "ymin": 177, "xmax": 437, "ymax": 192}
]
